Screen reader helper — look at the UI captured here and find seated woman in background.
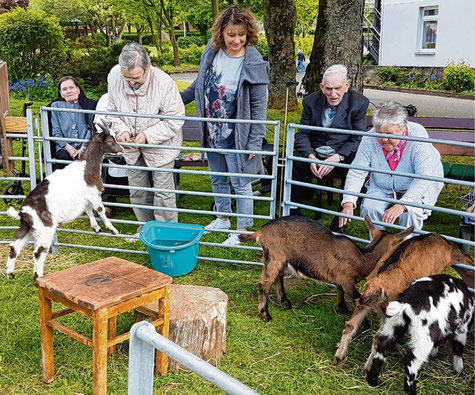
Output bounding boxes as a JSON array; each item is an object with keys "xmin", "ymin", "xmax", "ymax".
[
  {"xmin": 50, "ymin": 76, "xmax": 97, "ymax": 169},
  {"xmin": 339, "ymin": 101, "xmax": 444, "ymax": 232}
]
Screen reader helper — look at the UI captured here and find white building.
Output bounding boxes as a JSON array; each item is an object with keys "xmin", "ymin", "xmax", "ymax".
[{"xmin": 374, "ymin": 0, "xmax": 474, "ymax": 67}]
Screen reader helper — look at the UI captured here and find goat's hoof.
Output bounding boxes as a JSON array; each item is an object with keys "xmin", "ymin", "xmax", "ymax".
[
  {"xmin": 366, "ymin": 375, "xmax": 378, "ymax": 387},
  {"xmin": 333, "ymin": 354, "xmax": 347, "ymax": 367},
  {"xmin": 94, "ymin": 226, "xmax": 101, "ymax": 233},
  {"xmin": 282, "ymin": 300, "xmax": 292, "ymax": 310},
  {"xmin": 260, "ymin": 311, "xmax": 272, "ymax": 322},
  {"xmin": 110, "ymin": 227, "xmax": 119, "ymax": 235},
  {"xmin": 7, "ymin": 272, "xmax": 15, "ymax": 279}
]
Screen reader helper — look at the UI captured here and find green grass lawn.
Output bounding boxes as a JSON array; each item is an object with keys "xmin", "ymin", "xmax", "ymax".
[{"xmin": 0, "ymin": 95, "xmax": 473, "ymax": 394}]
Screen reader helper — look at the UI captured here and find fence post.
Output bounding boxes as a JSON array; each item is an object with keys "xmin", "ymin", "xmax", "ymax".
[{"xmin": 128, "ymin": 321, "xmax": 156, "ymax": 395}]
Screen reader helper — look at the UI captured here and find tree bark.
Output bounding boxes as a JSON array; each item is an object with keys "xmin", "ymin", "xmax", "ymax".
[
  {"xmin": 212, "ymin": 0, "xmax": 219, "ymax": 22},
  {"xmin": 264, "ymin": 0, "xmax": 298, "ymax": 110},
  {"xmin": 304, "ymin": 0, "xmax": 365, "ymax": 95}
]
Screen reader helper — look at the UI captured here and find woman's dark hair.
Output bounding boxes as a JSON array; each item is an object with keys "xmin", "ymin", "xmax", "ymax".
[
  {"xmin": 211, "ymin": 5, "xmax": 259, "ymax": 51},
  {"xmin": 57, "ymin": 76, "xmax": 87, "ymax": 107}
]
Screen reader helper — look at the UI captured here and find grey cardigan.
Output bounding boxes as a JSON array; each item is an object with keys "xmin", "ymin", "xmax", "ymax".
[
  {"xmin": 181, "ymin": 43, "xmax": 269, "ymax": 175},
  {"xmin": 342, "ymin": 122, "xmax": 444, "ymax": 212}
]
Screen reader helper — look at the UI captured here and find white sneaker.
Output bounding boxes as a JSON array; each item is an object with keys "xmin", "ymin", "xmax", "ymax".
[
  {"xmin": 205, "ymin": 218, "xmax": 231, "ymax": 234},
  {"xmin": 222, "ymin": 233, "xmax": 241, "ymax": 246}
]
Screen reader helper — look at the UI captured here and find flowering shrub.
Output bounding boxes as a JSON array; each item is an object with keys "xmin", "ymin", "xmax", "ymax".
[
  {"xmin": 9, "ymin": 78, "xmax": 56, "ymax": 101},
  {"xmin": 444, "ymin": 61, "xmax": 475, "ymax": 92}
]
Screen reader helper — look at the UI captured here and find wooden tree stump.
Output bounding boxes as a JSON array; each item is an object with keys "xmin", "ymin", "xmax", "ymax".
[{"xmin": 134, "ymin": 284, "xmax": 228, "ymax": 371}]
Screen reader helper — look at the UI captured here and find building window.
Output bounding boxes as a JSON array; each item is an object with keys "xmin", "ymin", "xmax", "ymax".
[{"xmin": 420, "ymin": 6, "xmax": 438, "ymax": 50}]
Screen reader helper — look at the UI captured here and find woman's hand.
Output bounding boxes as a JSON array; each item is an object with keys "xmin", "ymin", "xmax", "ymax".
[
  {"xmin": 339, "ymin": 202, "xmax": 354, "ymax": 228},
  {"xmin": 77, "ymin": 146, "xmax": 87, "ymax": 159},
  {"xmin": 382, "ymin": 204, "xmax": 406, "ymax": 224},
  {"xmin": 65, "ymin": 144, "xmax": 78, "ymax": 159},
  {"xmin": 248, "ymin": 154, "xmax": 256, "ymax": 160},
  {"xmin": 134, "ymin": 132, "xmax": 147, "ymax": 145},
  {"xmin": 118, "ymin": 131, "xmax": 133, "ymax": 149}
]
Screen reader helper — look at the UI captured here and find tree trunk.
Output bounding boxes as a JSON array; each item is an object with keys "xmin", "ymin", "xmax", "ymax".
[
  {"xmin": 212, "ymin": 0, "xmax": 219, "ymax": 22},
  {"xmin": 134, "ymin": 284, "xmax": 228, "ymax": 372},
  {"xmin": 264, "ymin": 0, "xmax": 298, "ymax": 110},
  {"xmin": 305, "ymin": 0, "xmax": 365, "ymax": 95},
  {"xmin": 169, "ymin": 27, "xmax": 180, "ymax": 66}
]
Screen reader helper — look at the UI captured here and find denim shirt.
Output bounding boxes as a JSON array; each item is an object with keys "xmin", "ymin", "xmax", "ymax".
[{"xmin": 51, "ymin": 101, "xmax": 90, "ymax": 151}]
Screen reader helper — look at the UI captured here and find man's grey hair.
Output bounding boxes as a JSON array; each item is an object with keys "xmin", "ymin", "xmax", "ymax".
[
  {"xmin": 322, "ymin": 64, "xmax": 348, "ymax": 84},
  {"xmin": 119, "ymin": 43, "xmax": 151, "ymax": 71},
  {"xmin": 373, "ymin": 101, "xmax": 408, "ymax": 130}
]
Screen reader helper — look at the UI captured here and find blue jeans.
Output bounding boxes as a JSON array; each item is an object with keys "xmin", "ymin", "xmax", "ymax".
[{"xmin": 207, "ymin": 151, "xmax": 253, "ymax": 229}]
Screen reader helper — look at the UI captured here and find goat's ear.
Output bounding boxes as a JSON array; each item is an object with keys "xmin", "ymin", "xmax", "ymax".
[
  {"xmin": 364, "ymin": 215, "xmax": 381, "ymax": 239},
  {"xmin": 395, "ymin": 226, "xmax": 415, "ymax": 241},
  {"xmin": 95, "ymin": 120, "xmax": 111, "ymax": 135},
  {"xmin": 364, "ymin": 215, "xmax": 375, "ymax": 232}
]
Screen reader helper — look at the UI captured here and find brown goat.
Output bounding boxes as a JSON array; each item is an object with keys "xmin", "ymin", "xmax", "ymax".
[
  {"xmin": 239, "ymin": 215, "xmax": 413, "ymax": 322},
  {"xmin": 333, "ymin": 232, "xmax": 475, "ymax": 366}
]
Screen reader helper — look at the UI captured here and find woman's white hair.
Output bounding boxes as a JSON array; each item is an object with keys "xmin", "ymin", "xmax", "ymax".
[
  {"xmin": 373, "ymin": 101, "xmax": 408, "ymax": 130},
  {"xmin": 118, "ymin": 43, "xmax": 151, "ymax": 71},
  {"xmin": 322, "ymin": 64, "xmax": 348, "ymax": 83}
]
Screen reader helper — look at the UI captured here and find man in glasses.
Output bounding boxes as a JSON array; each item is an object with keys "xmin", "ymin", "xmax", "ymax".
[{"xmin": 107, "ymin": 43, "xmax": 185, "ymax": 234}]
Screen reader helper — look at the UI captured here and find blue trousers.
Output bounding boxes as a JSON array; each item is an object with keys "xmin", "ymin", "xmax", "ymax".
[
  {"xmin": 207, "ymin": 151, "xmax": 253, "ymax": 229},
  {"xmin": 361, "ymin": 190, "xmax": 428, "ymax": 234}
]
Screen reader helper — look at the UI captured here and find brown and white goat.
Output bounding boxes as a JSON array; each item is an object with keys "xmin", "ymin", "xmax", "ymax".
[
  {"xmin": 333, "ymin": 232, "xmax": 474, "ymax": 366},
  {"xmin": 239, "ymin": 215, "xmax": 413, "ymax": 322},
  {"xmin": 5, "ymin": 131, "xmax": 123, "ymax": 280}
]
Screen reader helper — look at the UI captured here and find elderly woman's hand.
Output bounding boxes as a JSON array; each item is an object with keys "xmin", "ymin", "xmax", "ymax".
[
  {"xmin": 382, "ymin": 204, "xmax": 406, "ymax": 224},
  {"xmin": 339, "ymin": 202, "xmax": 354, "ymax": 228}
]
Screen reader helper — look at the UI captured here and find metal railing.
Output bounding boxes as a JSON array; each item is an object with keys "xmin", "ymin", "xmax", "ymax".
[
  {"xmin": 282, "ymin": 124, "xmax": 475, "ymax": 247},
  {"xmin": 7, "ymin": 107, "xmax": 279, "ymax": 266},
  {"xmin": 128, "ymin": 321, "xmax": 259, "ymax": 395}
]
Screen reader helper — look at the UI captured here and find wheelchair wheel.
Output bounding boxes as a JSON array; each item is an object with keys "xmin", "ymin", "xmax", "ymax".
[{"xmin": 3, "ymin": 182, "xmax": 24, "ymax": 205}]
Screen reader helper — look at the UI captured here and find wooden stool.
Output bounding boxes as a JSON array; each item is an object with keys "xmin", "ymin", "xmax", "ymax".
[
  {"xmin": 135, "ymin": 284, "xmax": 228, "ymax": 371},
  {"xmin": 36, "ymin": 257, "xmax": 172, "ymax": 395}
]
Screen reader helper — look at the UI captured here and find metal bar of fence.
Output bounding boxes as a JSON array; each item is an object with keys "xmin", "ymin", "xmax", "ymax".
[
  {"xmin": 26, "ymin": 109, "xmax": 37, "ymax": 190},
  {"xmin": 287, "ymin": 123, "xmax": 475, "ymax": 149},
  {"xmin": 128, "ymin": 321, "xmax": 260, "ymax": 395},
  {"xmin": 290, "ymin": 154, "xmax": 475, "ymax": 188},
  {"xmin": 42, "ymin": 106, "xmax": 279, "ymax": 126},
  {"xmin": 288, "ymin": 179, "xmax": 475, "ymax": 219}
]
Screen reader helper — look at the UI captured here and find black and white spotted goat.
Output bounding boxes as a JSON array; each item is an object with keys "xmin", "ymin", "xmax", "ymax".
[
  {"xmin": 5, "ymin": 130, "xmax": 122, "ymax": 280},
  {"xmin": 365, "ymin": 274, "xmax": 474, "ymax": 395}
]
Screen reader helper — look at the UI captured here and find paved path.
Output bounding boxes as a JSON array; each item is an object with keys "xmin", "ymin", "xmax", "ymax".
[{"xmin": 171, "ymin": 72, "xmax": 475, "ymax": 118}]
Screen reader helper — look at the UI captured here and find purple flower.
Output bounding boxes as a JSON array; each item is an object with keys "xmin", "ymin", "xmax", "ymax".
[
  {"xmin": 429, "ymin": 74, "xmax": 437, "ymax": 81},
  {"xmin": 408, "ymin": 73, "xmax": 415, "ymax": 81},
  {"xmin": 24, "ymin": 78, "xmax": 35, "ymax": 87}
]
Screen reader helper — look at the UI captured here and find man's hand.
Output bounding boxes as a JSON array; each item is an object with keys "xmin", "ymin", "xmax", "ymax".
[
  {"xmin": 314, "ymin": 153, "xmax": 340, "ymax": 179},
  {"xmin": 339, "ymin": 202, "xmax": 354, "ymax": 228},
  {"xmin": 382, "ymin": 204, "xmax": 406, "ymax": 224}
]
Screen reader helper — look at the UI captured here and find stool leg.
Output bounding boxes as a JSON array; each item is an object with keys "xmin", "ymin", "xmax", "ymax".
[
  {"xmin": 92, "ymin": 309, "xmax": 108, "ymax": 395},
  {"xmin": 38, "ymin": 287, "xmax": 55, "ymax": 383},
  {"xmin": 155, "ymin": 285, "xmax": 171, "ymax": 376},
  {"xmin": 107, "ymin": 316, "xmax": 117, "ymax": 355}
]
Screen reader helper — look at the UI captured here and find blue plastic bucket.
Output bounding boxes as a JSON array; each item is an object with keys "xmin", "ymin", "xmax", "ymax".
[{"xmin": 139, "ymin": 221, "xmax": 205, "ymax": 277}]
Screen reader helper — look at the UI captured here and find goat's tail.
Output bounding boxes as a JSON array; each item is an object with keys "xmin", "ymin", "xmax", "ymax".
[
  {"xmin": 6, "ymin": 207, "xmax": 20, "ymax": 220},
  {"xmin": 239, "ymin": 230, "xmax": 260, "ymax": 243}
]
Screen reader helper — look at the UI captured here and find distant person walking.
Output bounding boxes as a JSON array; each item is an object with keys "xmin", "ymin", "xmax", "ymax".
[{"xmin": 297, "ymin": 49, "xmax": 306, "ymax": 72}]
